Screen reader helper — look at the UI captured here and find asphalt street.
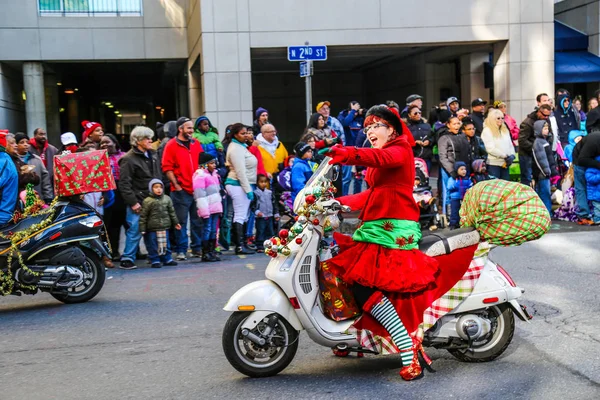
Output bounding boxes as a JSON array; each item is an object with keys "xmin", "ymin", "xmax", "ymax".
[{"xmin": 1, "ymin": 224, "xmax": 599, "ymax": 400}]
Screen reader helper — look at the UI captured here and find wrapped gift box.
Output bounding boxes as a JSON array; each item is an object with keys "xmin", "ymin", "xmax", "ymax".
[{"xmin": 54, "ymin": 149, "xmax": 116, "ymax": 196}]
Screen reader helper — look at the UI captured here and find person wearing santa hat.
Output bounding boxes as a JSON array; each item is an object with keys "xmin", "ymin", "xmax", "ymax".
[
  {"xmin": 322, "ymin": 105, "xmax": 442, "ymax": 381},
  {"xmin": 81, "ymin": 120, "xmax": 104, "ymax": 147},
  {"xmin": 0, "ymin": 129, "xmax": 19, "ymax": 225}
]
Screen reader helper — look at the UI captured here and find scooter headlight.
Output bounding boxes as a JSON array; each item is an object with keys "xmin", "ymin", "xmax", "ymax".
[{"xmin": 279, "ymin": 252, "xmax": 297, "ymax": 272}]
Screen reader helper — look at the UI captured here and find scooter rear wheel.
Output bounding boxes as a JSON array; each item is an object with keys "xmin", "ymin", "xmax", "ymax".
[
  {"xmin": 448, "ymin": 304, "xmax": 515, "ymax": 362},
  {"xmin": 50, "ymin": 248, "xmax": 106, "ymax": 304},
  {"xmin": 222, "ymin": 311, "xmax": 299, "ymax": 378}
]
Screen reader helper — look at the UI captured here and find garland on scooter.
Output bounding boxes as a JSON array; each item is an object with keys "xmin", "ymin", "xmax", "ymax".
[
  {"xmin": 0, "ymin": 185, "xmax": 58, "ymax": 296},
  {"xmin": 263, "ymin": 178, "xmax": 336, "ymax": 258}
]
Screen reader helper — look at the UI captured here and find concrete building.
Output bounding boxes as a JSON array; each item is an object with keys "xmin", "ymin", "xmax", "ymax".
[{"xmin": 0, "ymin": 0, "xmax": 588, "ymax": 146}]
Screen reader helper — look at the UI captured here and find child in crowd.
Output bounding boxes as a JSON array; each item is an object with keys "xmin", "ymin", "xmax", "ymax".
[
  {"xmin": 253, "ymin": 174, "xmax": 280, "ymax": 252},
  {"xmin": 139, "ymin": 179, "xmax": 181, "ymax": 268},
  {"xmin": 447, "ymin": 161, "xmax": 473, "ymax": 229},
  {"xmin": 584, "ymin": 156, "xmax": 600, "ymax": 225},
  {"xmin": 532, "ymin": 120, "xmax": 560, "ymax": 214},
  {"xmin": 193, "ymin": 153, "xmax": 223, "ymax": 262},
  {"xmin": 470, "ymin": 159, "xmax": 494, "ymax": 184},
  {"xmin": 564, "ymin": 130, "xmax": 586, "ymax": 164},
  {"xmin": 291, "ymin": 142, "xmax": 315, "ymax": 203}
]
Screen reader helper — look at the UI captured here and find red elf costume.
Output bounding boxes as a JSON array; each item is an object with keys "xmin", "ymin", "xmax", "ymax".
[{"xmin": 324, "ymin": 105, "xmax": 475, "ymax": 380}]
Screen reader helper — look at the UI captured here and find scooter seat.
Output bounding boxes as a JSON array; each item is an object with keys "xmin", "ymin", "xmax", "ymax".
[
  {"xmin": 419, "ymin": 228, "xmax": 480, "ymax": 257},
  {"xmin": 0, "ymin": 214, "xmax": 51, "ymax": 237}
]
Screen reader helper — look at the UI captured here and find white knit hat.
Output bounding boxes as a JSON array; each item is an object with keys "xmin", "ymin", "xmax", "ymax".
[{"xmin": 61, "ymin": 132, "xmax": 77, "ymax": 146}]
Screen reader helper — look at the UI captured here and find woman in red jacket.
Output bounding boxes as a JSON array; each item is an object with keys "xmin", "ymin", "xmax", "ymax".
[{"xmin": 324, "ymin": 105, "xmax": 439, "ymax": 381}]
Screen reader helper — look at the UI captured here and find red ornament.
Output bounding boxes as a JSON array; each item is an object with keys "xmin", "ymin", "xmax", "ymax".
[
  {"xmin": 294, "ymin": 216, "xmax": 299, "ymax": 221},
  {"xmin": 305, "ymin": 194, "xmax": 316, "ymax": 204},
  {"xmin": 279, "ymin": 229, "xmax": 289, "ymax": 239},
  {"xmin": 295, "ymin": 237, "xmax": 303, "ymax": 244},
  {"xmin": 280, "ymin": 238, "xmax": 287, "ymax": 245},
  {"xmin": 312, "ymin": 219, "xmax": 320, "ymax": 225},
  {"xmin": 271, "ymin": 238, "xmax": 278, "ymax": 245}
]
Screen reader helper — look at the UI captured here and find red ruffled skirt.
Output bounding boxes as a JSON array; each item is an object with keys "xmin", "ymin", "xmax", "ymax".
[{"xmin": 327, "ymin": 232, "xmax": 440, "ymax": 294}]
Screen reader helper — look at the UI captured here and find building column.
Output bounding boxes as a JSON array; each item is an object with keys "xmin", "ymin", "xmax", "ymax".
[
  {"xmin": 188, "ymin": 56, "xmax": 202, "ymax": 118},
  {"xmin": 44, "ymin": 73, "xmax": 61, "ymax": 146},
  {"xmin": 460, "ymin": 52, "xmax": 490, "ymax": 106},
  {"xmin": 23, "ymin": 62, "xmax": 47, "ymax": 136},
  {"xmin": 494, "ymin": 0, "xmax": 554, "ymax": 124},
  {"xmin": 197, "ymin": 0, "xmax": 253, "ymax": 136}
]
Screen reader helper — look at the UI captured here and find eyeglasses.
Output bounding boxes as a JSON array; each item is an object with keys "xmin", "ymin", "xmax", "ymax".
[
  {"xmin": 364, "ymin": 123, "xmax": 389, "ymax": 134},
  {"xmin": 411, "ymin": 111, "xmax": 422, "ymax": 116}
]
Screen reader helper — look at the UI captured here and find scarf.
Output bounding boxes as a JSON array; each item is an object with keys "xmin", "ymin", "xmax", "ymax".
[{"xmin": 256, "ymin": 133, "xmax": 279, "ymax": 157}]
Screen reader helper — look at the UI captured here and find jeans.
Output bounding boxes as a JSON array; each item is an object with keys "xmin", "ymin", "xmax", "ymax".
[
  {"xmin": 144, "ymin": 231, "xmax": 173, "ymax": 264},
  {"xmin": 440, "ymin": 168, "xmax": 450, "ymax": 214},
  {"xmin": 519, "ymin": 154, "xmax": 533, "ymax": 186},
  {"xmin": 170, "ymin": 190, "xmax": 203, "ymax": 254},
  {"xmin": 591, "ymin": 200, "xmax": 600, "ymax": 223},
  {"xmin": 246, "ymin": 184, "xmax": 257, "ymax": 238},
  {"xmin": 450, "ymin": 198, "xmax": 462, "ymax": 227},
  {"xmin": 488, "ymin": 165, "xmax": 510, "ymax": 180},
  {"xmin": 202, "ymin": 214, "xmax": 219, "ymax": 241},
  {"xmin": 353, "ymin": 175, "xmax": 364, "ymax": 194},
  {"xmin": 574, "ymin": 165, "xmax": 591, "ymax": 218},
  {"xmin": 255, "ymin": 217, "xmax": 274, "ymax": 247},
  {"xmin": 535, "ymin": 178, "xmax": 552, "ymax": 215},
  {"xmin": 121, "ymin": 207, "xmax": 141, "ymax": 262},
  {"xmin": 342, "ymin": 165, "xmax": 353, "ymax": 196}
]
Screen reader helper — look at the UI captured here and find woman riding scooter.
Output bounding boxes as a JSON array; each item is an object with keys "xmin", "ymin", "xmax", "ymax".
[{"xmin": 323, "ymin": 105, "xmax": 443, "ymax": 381}]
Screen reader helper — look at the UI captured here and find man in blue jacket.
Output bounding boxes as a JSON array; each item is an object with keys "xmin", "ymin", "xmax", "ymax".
[{"xmin": 0, "ymin": 130, "xmax": 18, "ymax": 226}]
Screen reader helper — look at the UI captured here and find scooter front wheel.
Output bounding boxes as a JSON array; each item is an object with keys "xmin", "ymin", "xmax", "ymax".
[{"xmin": 222, "ymin": 311, "xmax": 299, "ymax": 378}]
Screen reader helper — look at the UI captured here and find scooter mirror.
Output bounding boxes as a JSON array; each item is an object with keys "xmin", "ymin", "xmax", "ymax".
[{"xmin": 332, "ymin": 165, "xmax": 340, "ymax": 182}]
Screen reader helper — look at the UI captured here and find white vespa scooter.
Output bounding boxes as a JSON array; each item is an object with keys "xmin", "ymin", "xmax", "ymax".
[{"xmin": 222, "ymin": 159, "xmax": 532, "ymax": 378}]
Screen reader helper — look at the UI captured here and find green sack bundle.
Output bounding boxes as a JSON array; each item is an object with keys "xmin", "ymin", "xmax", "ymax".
[{"xmin": 460, "ymin": 179, "xmax": 550, "ymax": 246}]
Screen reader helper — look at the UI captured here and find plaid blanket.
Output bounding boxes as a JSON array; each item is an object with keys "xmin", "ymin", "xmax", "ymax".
[
  {"xmin": 460, "ymin": 180, "xmax": 550, "ymax": 246},
  {"xmin": 348, "ymin": 245, "xmax": 489, "ymax": 355}
]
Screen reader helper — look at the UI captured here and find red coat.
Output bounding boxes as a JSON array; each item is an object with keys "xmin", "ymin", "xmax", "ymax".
[
  {"xmin": 162, "ymin": 138, "xmax": 203, "ymax": 195},
  {"xmin": 338, "ymin": 135, "xmax": 419, "ymax": 222}
]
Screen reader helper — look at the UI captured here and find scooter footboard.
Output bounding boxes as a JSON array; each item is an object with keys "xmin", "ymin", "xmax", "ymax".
[{"xmin": 223, "ymin": 280, "xmax": 303, "ymax": 331}]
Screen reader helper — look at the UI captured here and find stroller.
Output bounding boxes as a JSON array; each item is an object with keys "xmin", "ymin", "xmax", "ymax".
[{"xmin": 413, "ymin": 158, "xmax": 446, "ymax": 230}]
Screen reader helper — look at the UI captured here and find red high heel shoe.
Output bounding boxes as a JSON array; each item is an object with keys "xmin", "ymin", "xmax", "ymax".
[{"xmin": 399, "ymin": 340, "xmax": 435, "ymax": 381}]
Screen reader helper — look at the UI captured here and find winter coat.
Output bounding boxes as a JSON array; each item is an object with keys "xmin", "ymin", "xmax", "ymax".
[
  {"xmin": 338, "ymin": 109, "xmax": 365, "ymax": 146},
  {"xmin": 336, "ymin": 135, "xmax": 420, "ymax": 223},
  {"xmin": 471, "ymin": 172, "xmax": 493, "ymax": 185},
  {"xmin": 466, "ymin": 135, "xmax": 487, "ymax": 163},
  {"xmin": 193, "ymin": 168, "xmax": 223, "ymax": 218},
  {"xmin": 575, "ymin": 132, "xmax": 600, "ymax": 170},
  {"xmin": 532, "ymin": 123, "xmax": 558, "ymax": 181},
  {"xmin": 555, "ymin": 94, "xmax": 581, "ymax": 144},
  {"xmin": 139, "ymin": 180, "xmax": 179, "ymax": 232},
  {"xmin": 447, "ymin": 176, "xmax": 473, "ymax": 200},
  {"xmin": 248, "ymin": 144, "xmax": 267, "ymax": 177},
  {"xmin": 406, "ymin": 119, "xmax": 434, "ymax": 160},
  {"xmin": 586, "ymin": 106, "xmax": 600, "ymax": 133},
  {"xmin": 161, "ymin": 137, "xmax": 203, "ymax": 195},
  {"xmin": 28, "ymin": 138, "xmax": 58, "ymax": 183},
  {"xmin": 0, "ymin": 151, "xmax": 18, "ymax": 225},
  {"xmin": 519, "ymin": 110, "xmax": 555, "ymax": 156},
  {"xmin": 20, "ymin": 152, "xmax": 53, "ymax": 202},
  {"xmin": 291, "ymin": 158, "xmax": 314, "ymax": 203},
  {"xmin": 564, "ymin": 130, "xmax": 586, "ymax": 163},
  {"xmin": 307, "ymin": 127, "xmax": 337, "ymax": 149},
  {"xmin": 481, "ymin": 126, "xmax": 515, "ymax": 167},
  {"xmin": 504, "ymin": 114, "xmax": 520, "ymax": 141},
  {"xmin": 118, "ymin": 147, "xmax": 160, "ymax": 206},
  {"xmin": 437, "ymin": 129, "xmax": 471, "ymax": 174},
  {"xmin": 585, "ymin": 156, "xmax": 600, "ymax": 202},
  {"xmin": 192, "ymin": 116, "xmax": 223, "ymax": 159},
  {"xmin": 470, "ymin": 112, "xmax": 485, "ymax": 136},
  {"xmin": 326, "ymin": 116, "xmax": 346, "ymax": 145},
  {"xmin": 253, "ymin": 187, "xmax": 279, "ymax": 218},
  {"xmin": 225, "ymin": 139, "xmax": 258, "ymax": 193},
  {"xmin": 256, "ymin": 134, "xmax": 289, "ymax": 175}
]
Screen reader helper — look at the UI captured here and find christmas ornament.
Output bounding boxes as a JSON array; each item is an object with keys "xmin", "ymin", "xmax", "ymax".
[
  {"xmin": 278, "ymin": 229, "xmax": 289, "ymax": 239},
  {"xmin": 263, "ymin": 240, "xmax": 273, "ymax": 249},
  {"xmin": 295, "ymin": 237, "xmax": 303, "ymax": 245},
  {"xmin": 305, "ymin": 194, "xmax": 316, "ymax": 204}
]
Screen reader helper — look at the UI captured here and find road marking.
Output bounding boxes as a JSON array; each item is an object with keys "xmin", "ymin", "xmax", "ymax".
[{"xmin": 246, "ymin": 263, "xmax": 255, "ymax": 270}]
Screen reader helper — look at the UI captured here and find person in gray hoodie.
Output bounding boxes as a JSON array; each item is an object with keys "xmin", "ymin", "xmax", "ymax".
[
  {"xmin": 532, "ymin": 120, "xmax": 559, "ymax": 214},
  {"xmin": 252, "ymin": 174, "xmax": 280, "ymax": 252}
]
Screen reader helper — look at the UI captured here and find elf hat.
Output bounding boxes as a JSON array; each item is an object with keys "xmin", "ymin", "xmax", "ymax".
[
  {"xmin": 0, "ymin": 129, "xmax": 9, "ymax": 148},
  {"xmin": 81, "ymin": 120, "xmax": 102, "ymax": 142}
]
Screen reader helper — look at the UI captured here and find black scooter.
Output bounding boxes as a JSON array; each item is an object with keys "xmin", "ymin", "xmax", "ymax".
[{"xmin": 0, "ymin": 198, "xmax": 110, "ymax": 304}]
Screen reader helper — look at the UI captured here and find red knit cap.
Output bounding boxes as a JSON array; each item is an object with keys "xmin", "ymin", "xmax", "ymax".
[
  {"xmin": 81, "ymin": 120, "xmax": 102, "ymax": 142},
  {"xmin": 0, "ymin": 129, "xmax": 9, "ymax": 148}
]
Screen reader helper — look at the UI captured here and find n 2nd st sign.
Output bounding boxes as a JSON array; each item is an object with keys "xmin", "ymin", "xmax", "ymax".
[{"xmin": 288, "ymin": 45, "xmax": 327, "ymax": 61}]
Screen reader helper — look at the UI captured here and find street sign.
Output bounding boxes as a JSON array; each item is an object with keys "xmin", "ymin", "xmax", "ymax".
[
  {"xmin": 300, "ymin": 61, "xmax": 313, "ymax": 78},
  {"xmin": 288, "ymin": 45, "xmax": 327, "ymax": 61}
]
